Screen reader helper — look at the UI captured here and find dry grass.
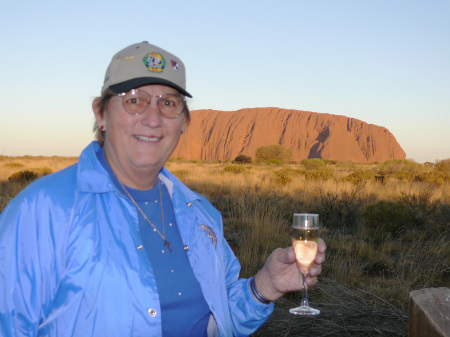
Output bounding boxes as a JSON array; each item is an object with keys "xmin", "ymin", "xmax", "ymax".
[
  {"xmin": 0, "ymin": 155, "xmax": 77, "ymax": 182},
  {"xmin": 254, "ymin": 278, "xmax": 408, "ymax": 337},
  {"xmin": 0, "ymin": 155, "xmax": 78, "ymax": 212},
  {"xmin": 166, "ymin": 159, "xmax": 449, "ymax": 336}
]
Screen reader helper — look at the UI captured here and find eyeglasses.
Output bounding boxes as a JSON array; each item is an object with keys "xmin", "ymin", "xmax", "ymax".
[{"xmin": 116, "ymin": 89, "xmax": 185, "ymax": 119}]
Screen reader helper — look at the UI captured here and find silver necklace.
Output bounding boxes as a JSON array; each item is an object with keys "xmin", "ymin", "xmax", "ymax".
[{"xmin": 119, "ymin": 179, "xmax": 172, "ymax": 252}]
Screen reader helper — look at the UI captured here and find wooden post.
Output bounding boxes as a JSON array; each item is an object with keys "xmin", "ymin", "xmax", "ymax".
[{"xmin": 409, "ymin": 287, "xmax": 450, "ymax": 337}]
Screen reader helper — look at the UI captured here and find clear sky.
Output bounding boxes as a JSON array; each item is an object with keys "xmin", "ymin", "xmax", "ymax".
[{"xmin": 1, "ymin": 0, "xmax": 449, "ymax": 163}]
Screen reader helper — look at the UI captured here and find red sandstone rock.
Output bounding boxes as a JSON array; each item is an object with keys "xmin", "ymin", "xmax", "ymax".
[{"xmin": 172, "ymin": 108, "xmax": 406, "ymax": 163}]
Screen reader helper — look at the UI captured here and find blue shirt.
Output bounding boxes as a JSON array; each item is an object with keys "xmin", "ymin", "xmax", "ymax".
[{"xmin": 98, "ymin": 149, "xmax": 210, "ymax": 336}]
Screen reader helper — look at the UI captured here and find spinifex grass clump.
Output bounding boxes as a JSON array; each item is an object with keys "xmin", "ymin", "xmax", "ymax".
[
  {"xmin": 7, "ymin": 167, "xmax": 53, "ymax": 184},
  {"xmin": 8, "ymin": 170, "xmax": 39, "ymax": 183},
  {"xmin": 3, "ymin": 162, "xmax": 24, "ymax": 168},
  {"xmin": 223, "ymin": 164, "xmax": 252, "ymax": 174},
  {"xmin": 341, "ymin": 170, "xmax": 376, "ymax": 184},
  {"xmin": 0, "ymin": 180, "xmax": 31, "ymax": 212}
]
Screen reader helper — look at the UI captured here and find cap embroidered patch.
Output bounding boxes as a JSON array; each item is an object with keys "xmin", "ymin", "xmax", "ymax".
[
  {"xmin": 171, "ymin": 60, "xmax": 179, "ymax": 71},
  {"xmin": 144, "ymin": 52, "xmax": 165, "ymax": 72},
  {"xmin": 201, "ymin": 225, "xmax": 217, "ymax": 249}
]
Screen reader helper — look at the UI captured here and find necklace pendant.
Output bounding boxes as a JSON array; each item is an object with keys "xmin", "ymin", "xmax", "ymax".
[{"xmin": 164, "ymin": 240, "xmax": 172, "ymax": 253}]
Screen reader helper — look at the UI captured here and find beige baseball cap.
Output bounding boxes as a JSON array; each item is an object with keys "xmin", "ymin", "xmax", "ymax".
[{"xmin": 101, "ymin": 41, "xmax": 192, "ymax": 97}]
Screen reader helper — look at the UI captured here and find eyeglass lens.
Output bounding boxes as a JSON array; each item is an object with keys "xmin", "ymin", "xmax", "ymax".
[{"xmin": 121, "ymin": 90, "xmax": 184, "ymax": 118}]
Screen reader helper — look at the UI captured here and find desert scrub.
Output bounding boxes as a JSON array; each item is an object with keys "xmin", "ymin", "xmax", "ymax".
[
  {"xmin": 395, "ymin": 229, "xmax": 450, "ymax": 291},
  {"xmin": 167, "ymin": 157, "xmax": 188, "ymax": 163},
  {"xmin": 362, "ymin": 201, "xmax": 414, "ymax": 242},
  {"xmin": 413, "ymin": 170, "xmax": 449, "ymax": 185},
  {"xmin": 224, "ymin": 190, "xmax": 293, "ymax": 277},
  {"xmin": 1, "ymin": 180, "xmax": 32, "ymax": 213},
  {"xmin": 435, "ymin": 203, "xmax": 450, "ymax": 226},
  {"xmin": 3, "ymin": 162, "xmax": 24, "ymax": 168},
  {"xmin": 271, "ymin": 168, "xmax": 302, "ymax": 186},
  {"xmin": 321, "ymin": 230, "xmax": 372, "ymax": 283},
  {"xmin": 1, "ymin": 154, "xmax": 448, "ymax": 337},
  {"xmin": 172, "ymin": 169, "xmax": 190, "ymax": 179},
  {"xmin": 300, "ymin": 158, "xmax": 334, "ymax": 180},
  {"xmin": 390, "ymin": 170, "xmax": 413, "ymax": 181},
  {"xmin": 271, "ymin": 170, "xmax": 292, "ymax": 186},
  {"xmin": 222, "ymin": 164, "xmax": 251, "ymax": 174},
  {"xmin": 264, "ymin": 159, "xmax": 284, "ymax": 166},
  {"xmin": 434, "ymin": 158, "xmax": 450, "ymax": 175},
  {"xmin": 8, "ymin": 170, "xmax": 38, "ymax": 183},
  {"xmin": 30, "ymin": 167, "xmax": 53, "ymax": 177},
  {"xmin": 318, "ymin": 189, "xmax": 367, "ymax": 234},
  {"xmin": 233, "ymin": 154, "xmax": 253, "ymax": 164},
  {"xmin": 341, "ymin": 170, "xmax": 376, "ymax": 184},
  {"xmin": 188, "ymin": 159, "xmax": 204, "ymax": 165},
  {"xmin": 303, "ymin": 167, "xmax": 334, "ymax": 180},
  {"xmin": 399, "ymin": 190, "xmax": 443, "ymax": 229},
  {"xmin": 379, "ymin": 159, "xmax": 424, "ymax": 175},
  {"xmin": 301, "ymin": 158, "xmax": 327, "ymax": 170}
]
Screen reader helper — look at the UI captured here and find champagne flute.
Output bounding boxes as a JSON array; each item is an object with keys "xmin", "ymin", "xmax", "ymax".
[{"xmin": 289, "ymin": 213, "xmax": 320, "ymax": 315}]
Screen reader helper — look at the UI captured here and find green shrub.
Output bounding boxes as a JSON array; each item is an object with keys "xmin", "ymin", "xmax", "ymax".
[
  {"xmin": 8, "ymin": 170, "xmax": 38, "ymax": 183},
  {"xmin": 391, "ymin": 170, "xmax": 413, "ymax": 181},
  {"xmin": 271, "ymin": 169, "xmax": 295, "ymax": 186},
  {"xmin": 319, "ymin": 191, "xmax": 365, "ymax": 233},
  {"xmin": 400, "ymin": 191, "xmax": 440, "ymax": 228},
  {"xmin": 303, "ymin": 167, "xmax": 333, "ymax": 180},
  {"xmin": 413, "ymin": 171, "xmax": 449, "ymax": 185},
  {"xmin": 277, "ymin": 168, "xmax": 303, "ymax": 177},
  {"xmin": 434, "ymin": 158, "xmax": 450, "ymax": 175},
  {"xmin": 301, "ymin": 158, "xmax": 326, "ymax": 170},
  {"xmin": 299, "ymin": 159, "xmax": 333, "ymax": 180},
  {"xmin": 223, "ymin": 165, "xmax": 251, "ymax": 174},
  {"xmin": 255, "ymin": 144, "xmax": 292, "ymax": 162},
  {"xmin": 362, "ymin": 201, "xmax": 414, "ymax": 242},
  {"xmin": 342, "ymin": 170, "xmax": 376, "ymax": 184},
  {"xmin": 379, "ymin": 159, "xmax": 423, "ymax": 175},
  {"xmin": 233, "ymin": 154, "xmax": 253, "ymax": 164},
  {"xmin": 3, "ymin": 162, "xmax": 24, "ymax": 168},
  {"xmin": 265, "ymin": 159, "xmax": 284, "ymax": 166}
]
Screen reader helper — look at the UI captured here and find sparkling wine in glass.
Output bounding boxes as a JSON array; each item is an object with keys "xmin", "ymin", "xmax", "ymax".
[{"xmin": 289, "ymin": 213, "xmax": 320, "ymax": 315}]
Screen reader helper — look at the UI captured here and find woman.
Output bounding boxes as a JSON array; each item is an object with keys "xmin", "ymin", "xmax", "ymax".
[{"xmin": 0, "ymin": 42, "xmax": 326, "ymax": 337}]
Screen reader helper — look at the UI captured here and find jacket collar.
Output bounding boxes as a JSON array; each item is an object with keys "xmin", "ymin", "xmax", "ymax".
[
  {"xmin": 77, "ymin": 142, "xmax": 116, "ymax": 193},
  {"xmin": 76, "ymin": 141, "xmax": 200, "ymax": 204}
]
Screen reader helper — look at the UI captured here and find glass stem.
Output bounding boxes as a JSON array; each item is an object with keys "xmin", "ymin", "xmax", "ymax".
[{"xmin": 301, "ymin": 273, "xmax": 309, "ymax": 307}]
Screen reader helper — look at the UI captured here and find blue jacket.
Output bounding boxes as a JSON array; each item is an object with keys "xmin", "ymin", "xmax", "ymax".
[{"xmin": 0, "ymin": 142, "xmax": 273, "ymax": 337}]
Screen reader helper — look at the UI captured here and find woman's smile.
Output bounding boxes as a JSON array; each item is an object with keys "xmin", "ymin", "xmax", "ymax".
[{"xmin": 134, "ymin": 134, "xmax": 163, "ymax": 142}]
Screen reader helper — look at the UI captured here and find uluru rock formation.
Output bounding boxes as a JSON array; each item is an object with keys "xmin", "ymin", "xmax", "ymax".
[{"xmin": 172, "ymin": 108, "xmax": 406, "ymax": 163}]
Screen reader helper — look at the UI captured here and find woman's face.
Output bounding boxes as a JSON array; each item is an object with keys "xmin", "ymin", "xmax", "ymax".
[{"xmin": 94, "ymin": 84, "xmax": 186, "ymax": 186}]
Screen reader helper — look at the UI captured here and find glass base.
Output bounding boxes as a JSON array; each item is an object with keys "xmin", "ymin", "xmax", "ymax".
[{"xmin": 289, "ymin": 305, "xmax": 320, "ymax": 315}]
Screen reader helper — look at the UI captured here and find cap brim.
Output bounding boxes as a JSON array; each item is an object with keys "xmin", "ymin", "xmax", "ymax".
[{"xmin": 109, "ymin": 77, "xmax": 192, "ymax": 98}]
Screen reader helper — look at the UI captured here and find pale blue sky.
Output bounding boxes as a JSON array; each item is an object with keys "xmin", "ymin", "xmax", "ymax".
[{"xmin": 1, "ymin": 0, "xmax": 449, "ymax": 163}]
